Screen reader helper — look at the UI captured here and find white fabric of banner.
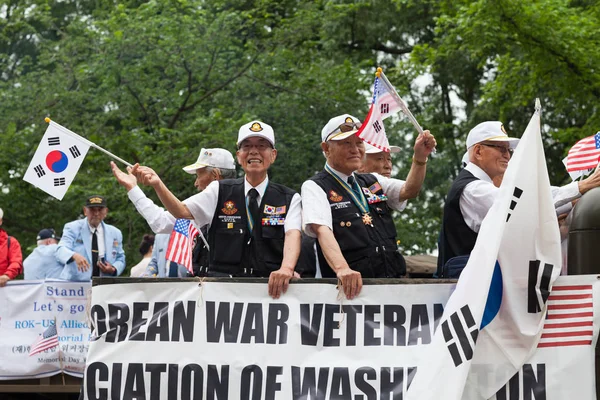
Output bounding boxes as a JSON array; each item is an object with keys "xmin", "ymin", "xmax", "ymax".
[
  {"xmin": 0, "ymin": 280, "xmax": 92, "ymax": 379},
  {"xmin": 82, "ymin": 277, "xmax": 599, "ymax": 400}
]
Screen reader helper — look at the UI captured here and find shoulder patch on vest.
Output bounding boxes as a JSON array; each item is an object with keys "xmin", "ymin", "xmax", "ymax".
[{"xmin": 221, "ymin": 200, "xmax": 238, "ymax": 215}]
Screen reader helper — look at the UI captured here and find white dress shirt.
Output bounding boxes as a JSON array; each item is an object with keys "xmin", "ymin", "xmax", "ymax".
[
  {"xmin": 460, "ymin": 163, "xmax": 582, "ymax": 233},
  {"xmin": 301, "ymin": 163, "xmax": 407, "ymax": 237},
  {"xmin": 128, "ymin": 176, "xmax": 302, "ymax": 234}
]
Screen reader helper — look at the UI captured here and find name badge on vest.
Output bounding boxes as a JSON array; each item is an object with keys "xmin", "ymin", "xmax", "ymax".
[{"xmin": 262, "ymin": 217, "xmax": 285, "ymax": 226}]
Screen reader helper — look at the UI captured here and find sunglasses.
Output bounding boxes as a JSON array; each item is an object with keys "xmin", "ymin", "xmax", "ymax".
[
  {"xmin": 325, "ymin": 121, "xmax": 362, "ymax": 141},
  {"xmin": 480, "ymin": 143, "xmax": 514, "ymax": 156}
]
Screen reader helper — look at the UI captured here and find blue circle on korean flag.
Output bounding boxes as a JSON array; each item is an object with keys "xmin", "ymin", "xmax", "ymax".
[{"xmin": 45, "ymin": 150, "xmax": 68, "ymax": 173}]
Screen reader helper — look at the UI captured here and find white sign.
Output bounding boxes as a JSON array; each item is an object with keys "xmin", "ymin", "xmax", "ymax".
[
  {"xmin": 0, "ymin": 280, "xmax": 92, "ymax": 379},
  {"xmin": 84, "ymin": 276, "xmax": 599, "ymax": 399}
]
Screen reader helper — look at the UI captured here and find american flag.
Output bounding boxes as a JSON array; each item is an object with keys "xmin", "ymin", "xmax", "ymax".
[
  {"xmin": 566, "ymin": 132, "xmax": 600, "ymax": 172},
  {"xmin": 166, "ymin": 219, "xmax": 199, "ymax": 273},
  {"xmin": 29, "ymin": 324, "xmax": 59, "ymax": 356},
  {"xmin": 538, "ymin": 284, "xmax": 593, "ymax": 348},
  {"xmin": 356, "ymin": 75, "xmax": 402, "ymax": 152}
]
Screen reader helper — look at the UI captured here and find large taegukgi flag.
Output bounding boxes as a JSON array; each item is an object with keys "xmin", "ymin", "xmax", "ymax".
[
  {"xmin": 406, "ymin": 107, "xmax": 562, "ymax": 400},
  {"xmin": 23, "ymin": 121, "xmax": 90, "ymax": 200}
]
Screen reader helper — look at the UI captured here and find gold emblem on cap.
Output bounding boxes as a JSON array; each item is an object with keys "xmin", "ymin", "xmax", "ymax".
[
  {"xmin": 89, "ymin": 197, "xmax": 103, "ymax": 204},
  {"xmin": 250, "ymin": 122, "xmax": 263, "ymax": 132},
  {"xmin": 345, "ymin": 117, "xmax": 353, "ymax": 123},
  {"xmin": 500, "ymin": 124, "xmax": 507, "ymax": 135}
]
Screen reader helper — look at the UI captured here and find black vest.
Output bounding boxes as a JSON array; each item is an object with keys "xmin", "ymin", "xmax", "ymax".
[
  {"xmin": 310, "ymin": 170, "xmax": 405, "ymax": 278},
  {"xmin": 191, "ymin": 226, "xmax": 209, "ymax": 277},
  {"xmin": 209, "ymin": 178, "xmax": 296, "ymax": 276},
  {"xmin": 438, "ymin": 169, "xmax": 480, "ymax": 273}
]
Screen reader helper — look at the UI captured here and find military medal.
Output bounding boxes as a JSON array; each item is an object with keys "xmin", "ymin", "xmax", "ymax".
[
  {"xmin": 362, "ymin": 213, "xmax": 373, "ymax": 227},
  {"xmin": 325, "ymin": 165, "xmax": 375, "ymax": 228}
]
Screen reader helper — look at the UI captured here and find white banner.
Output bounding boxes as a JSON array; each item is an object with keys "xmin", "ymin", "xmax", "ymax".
[
  {"xmin": 84, "ymin": 276, "xmax": 599, "ymax": 399},
  {"xmin": 0, "ymin": 280, "xmax": 92, "ymax": 379}
]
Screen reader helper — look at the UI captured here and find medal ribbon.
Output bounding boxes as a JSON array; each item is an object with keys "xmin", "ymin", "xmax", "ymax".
[{"xmin": 325, "ymin": 164, "xmax": 369, "ymax": 214}]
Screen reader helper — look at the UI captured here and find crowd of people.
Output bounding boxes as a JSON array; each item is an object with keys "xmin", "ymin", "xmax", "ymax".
[{"xmin": 2, "ymin": 115, "xmax": 598, "ymax": 298}]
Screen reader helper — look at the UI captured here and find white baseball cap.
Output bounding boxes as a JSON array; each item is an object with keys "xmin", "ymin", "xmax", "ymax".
[
  {"xmin": 321, "ymin": 114, "xmax": 362, "ymax": 142},
  {"xmin": 466, "ymin": 121, "xmax": 520, "ymax": 150},
  {"xmin": 364, "ymin": 142, "xmax": 401, "ymax": 154},
  {"xmin": 237, "ymin": 121, "xmax": 275, "ymax": 147},
  {"xmin": 182, "ymin": 148, "xmax": 236, "ymax": 174}
]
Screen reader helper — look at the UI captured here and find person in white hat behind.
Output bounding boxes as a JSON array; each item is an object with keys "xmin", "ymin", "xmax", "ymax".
[
  {"xmin": 437, "ymin": 120, "xmax": 600, "ymax": 276},
  {"xmin": 358, "ymin": 142, "xmax": 401, "ymax": 178},
  {"xmin": 302, "ymin": 114, "xmax": 436, "ymax": 299},
  {"xmin": 182, "ymin": 148, "xmax": 237, "ymax": 188},
  {"xmin": 113, "ymin": 121, "xmax": 302, "ymax": 299}
]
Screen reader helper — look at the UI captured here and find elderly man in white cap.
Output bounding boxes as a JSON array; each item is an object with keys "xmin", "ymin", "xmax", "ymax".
[
  {"xmin": 302, "ymin": 114, "xmax": 436, "ymax": 299},
  {"xmin": 437, "ymin": 121, "xmax": 600, "ymax": 277},
  {"xmin": 113, "ymin": 122, "xmax": 302, "ymax": 299}
]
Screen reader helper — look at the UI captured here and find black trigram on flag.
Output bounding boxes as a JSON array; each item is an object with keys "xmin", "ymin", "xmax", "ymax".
[
  {"xmin": 53, "ymin": 178, "xmax": 66, "ymax": 187},
  {"xmin": 48, "ymin": 136, "xmax": 60, "ymax": 146},
  {"xmin": 442, "ymin": 305, "xmax": 479, "ymax": 367},
  {"xmin": 506, "ymin": 186, "xmax": 523, "ymax": 222},
  {"xmin": 34, "ymin": 165, "xmax": 46, "ymax": 178},
  {"xmin": 380, "ymin": 103, "xmax": 389, "ymax": 114},
  {"xmin": 373, "ymin": 120, "xmax": 382, "ymax": 133},
  {"xmin": 528, "ymin": 260, "xmax": 553, "ymax": 313},
  {"xmin": 69, "ymin": 145, "xmax": 81, "ymax": 158}
]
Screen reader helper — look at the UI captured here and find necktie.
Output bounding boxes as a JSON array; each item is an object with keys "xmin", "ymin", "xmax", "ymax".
[
  {"xmin": 168, "ymin": 261, "xmax": 179, "ymax": 277},
  {"xmin": 91, "ymin": 229, "xmax": 99, "ymax": 276},
  {"xmin": 248, "ymin": 188, "xmax": 260, "ymax": 234},
  {"xmin": 347, "ymin": 175, "xmax": 362, "ymax": 197}
]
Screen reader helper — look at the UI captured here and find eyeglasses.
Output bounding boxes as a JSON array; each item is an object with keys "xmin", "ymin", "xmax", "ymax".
[
  {"xmin": 480, "ymin": 143, "xmax": 514, "ymax": 156},
  {"xmin": 325, "ymin": 121, "xmax": 362, "ymax": 141}
]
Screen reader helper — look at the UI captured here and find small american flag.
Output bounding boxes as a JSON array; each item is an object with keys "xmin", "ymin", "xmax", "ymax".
[
  {"xmin": 356, "ymin": 76, "xmax": 402, "ymax": 152},
  {"xmin": 166, "ymin": 219, "xmax": 199, "ymax": 273},
  {"xmin": 538, "ymin": 284, "xmax": 593, "ymax": 348},
  {"xmin": 566, "ymin": 132, "xmax": 600, "ymax": 172},
  {"xmin": 29, "ymin": 324, "xmax": 59, "ymax": 356}
]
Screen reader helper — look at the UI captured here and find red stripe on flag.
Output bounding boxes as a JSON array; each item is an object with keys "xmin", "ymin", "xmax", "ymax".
[
  {"xmin": 538, "ymin": 340, "xmax": 592, "ymax": 348},
  {"xmin": 548, "ymin": 302, "xmax": 593, "ymax": 310},
  {"xmin": 548, "ymin": 294, "xmax": 592, "ymax": 300},
  {"xmin": 551, "ymin": 285, "xmax": 592, "ymax": 291},
  {"xmin": 546, "ymin": 312, "xmax": 594, "ymax": 319},
  {"xmin": 544, "ymin": 321, "xmax": 593, "ymax": 329},
  {"xmin": 541, "ymin": 330, "xmax": 593, "ymax": 339}
]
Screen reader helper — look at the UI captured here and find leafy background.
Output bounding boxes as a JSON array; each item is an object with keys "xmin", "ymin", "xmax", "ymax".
[{"xmin": 1, "ymin": 0, "xmax": 598, "ymax": 269}]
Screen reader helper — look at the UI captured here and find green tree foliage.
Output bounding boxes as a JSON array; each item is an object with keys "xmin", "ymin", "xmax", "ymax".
[{"xmin": 1, "ymin": 0, "xmax": 599, "ymax": 266}]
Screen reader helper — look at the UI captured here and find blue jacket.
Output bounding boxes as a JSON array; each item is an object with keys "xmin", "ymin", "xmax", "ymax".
[
  {"xmin": 23, "ymin": 244, "xmax": 64, "ymax": 280},
  {"xmin": 144, "ymin": 233, "xmax": 187, "ymax": 277},
  {"xmin": 56, "ymin": 219, "xmax": 126, "ymax": 281}
]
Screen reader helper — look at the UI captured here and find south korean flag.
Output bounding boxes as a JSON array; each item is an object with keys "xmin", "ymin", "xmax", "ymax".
[{"xmin": 24, "ymin": 120, "xmax": 90, "ymax": 200}]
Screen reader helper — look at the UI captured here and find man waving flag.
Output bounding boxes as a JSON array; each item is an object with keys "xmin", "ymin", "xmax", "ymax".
[{"xmin": 406, "ymin": 101, "xmax": 561, "ymax": 400}]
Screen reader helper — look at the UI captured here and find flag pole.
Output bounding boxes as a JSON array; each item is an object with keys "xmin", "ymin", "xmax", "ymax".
[
  {"xmin": 376, "ymin": 67, "xmax": 424, "ymax": 135},
  {"xmin": 45, "ymin": 118, "xmax": 133, "ymax": 167}
]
